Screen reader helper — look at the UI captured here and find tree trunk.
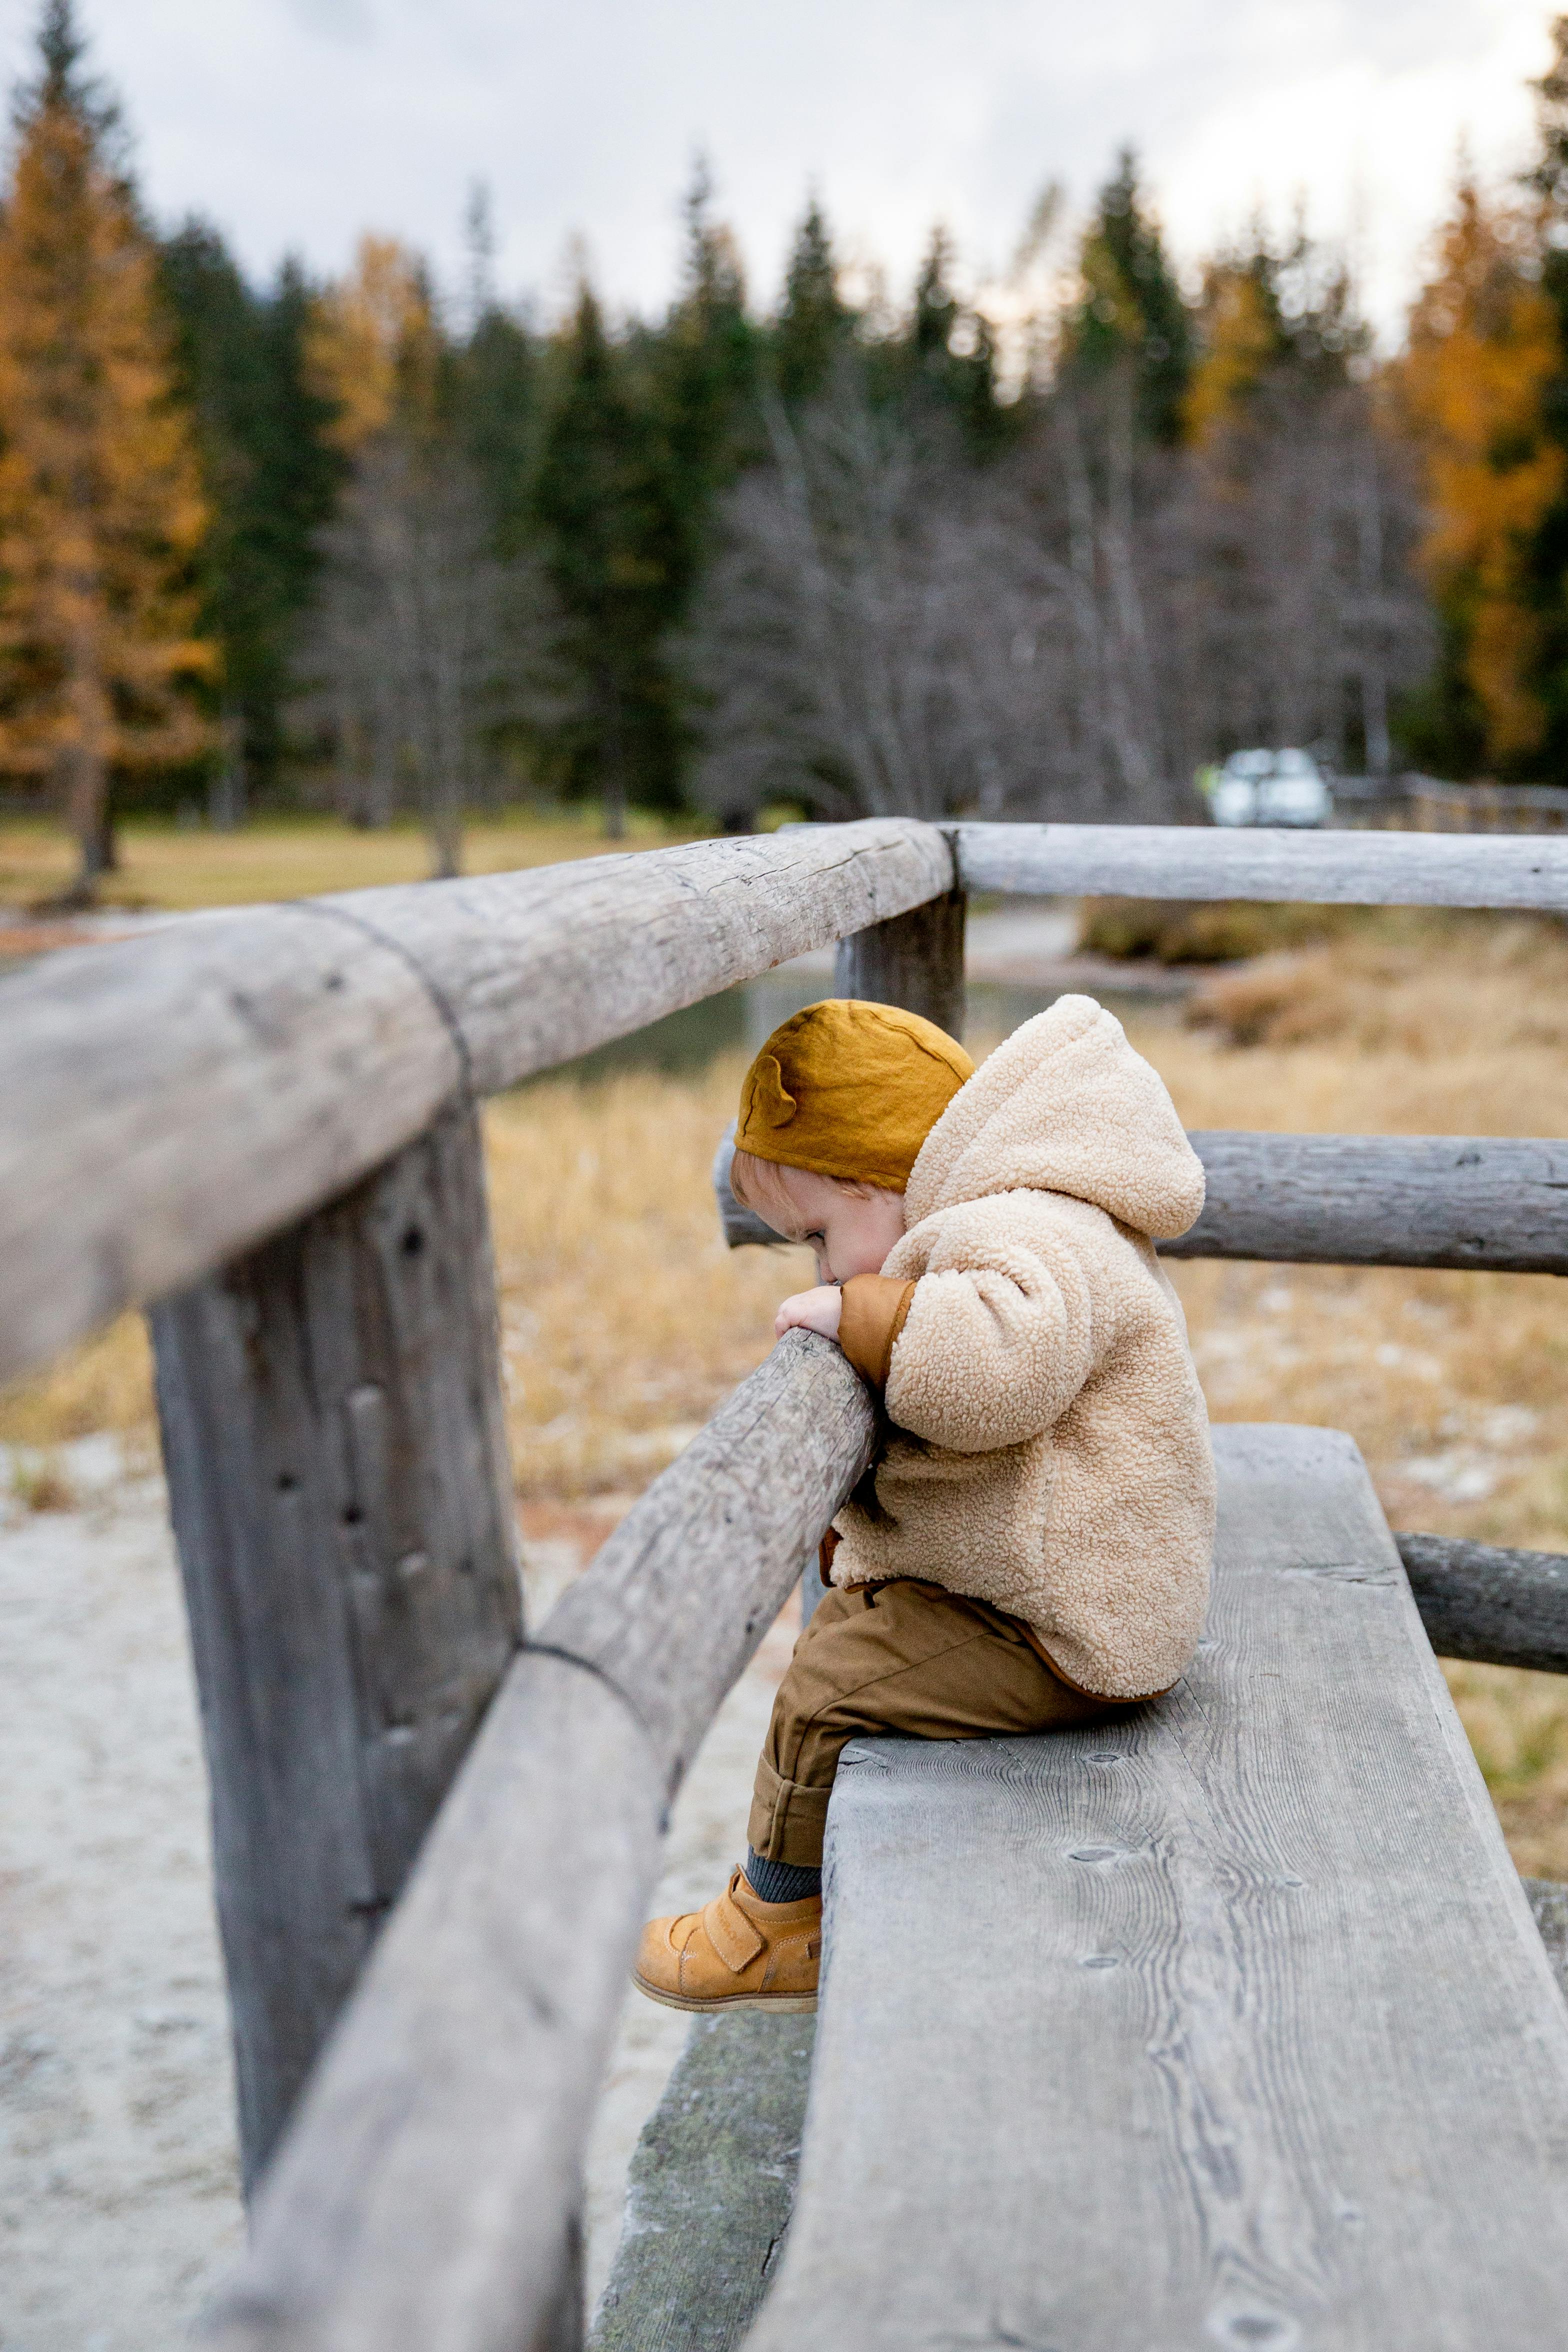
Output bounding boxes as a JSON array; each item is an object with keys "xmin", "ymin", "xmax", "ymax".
[
  {"xmin": 428, "ymin": 780, "xmax": 464, "ymax": 880},
  {"xmin": 58, "ymin": 738, "xmax": 110, "ymax": 903},
  {"xmin": 209, "ymin": 710, "xmax": 247, "ymax": 830},
  {"xmin": 599, "ymin": 666, "xmax": 628, "ymax": 840}
]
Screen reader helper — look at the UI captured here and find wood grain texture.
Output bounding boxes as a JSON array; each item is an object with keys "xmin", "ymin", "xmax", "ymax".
[
  {"xmin": 0, "ymin": 819, "xmax": 952, "ymax": 1386},
  {"xmin": 590, "ymin": 2012, "xmax": 814, "ymax": 2352},
  {"xmin": 1398, "ymin": 1533, "xmax": 1568, "ymax": 1674},
  {"xmin": 954, "ymin": 818, "xmax": 1568, "ymax": 908},
  {"xmin": 537, "ymin": 1332, "xmax": 876, "ymax": 1793},
  {"xmin": 196, "ymin": 1331, "xmax": 874, "ymax": 2352},
  {"xmin": 150, "ymin": 1099, "xmax": 522, "ymax": 2192},
  {"xmin": 1528, "ymin": 1880, "xmax": 1568, "ymax": 2000},
  {"xmin": 1165, "ymin": 1132, "xmax": 1568, "ymax": 1274},
  {"xmin": 833, "ymin": 886, "xmax": 968, "ymax": 1039},
  {"xmin": 196, "ymin": 1654, "xmax": 651, "ymax": 2352},
  {"xmin": 746, "ymin": 1424, "xmax": 1568, "ymax": 2352}
]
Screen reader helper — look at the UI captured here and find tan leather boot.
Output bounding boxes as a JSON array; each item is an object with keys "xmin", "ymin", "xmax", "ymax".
[{"xmin": 632, "ymin": 1868, "xmax": 821, "ymax": 2012}]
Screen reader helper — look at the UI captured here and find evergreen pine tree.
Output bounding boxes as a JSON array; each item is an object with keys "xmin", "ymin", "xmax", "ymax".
[
  {"xmin": 894, "ymin": 225, "xmax": 1009, "ymax": 454},
  {"xmin": 460, "ymin": 302, "xmax": 538, "ymax": 554},
  {"xmin": 452, "ymin": 179, "xmax": 540, "ymax": 554},
  {"xmin": 159, "ymin": 222, "xmax": 340, "ymax": 812},
  {"xmin": 1064, "ymin": 150, "xmax": 1193, "ymax": 443},
  {"xmin": 652, "ymin": 160, "xmax": 760, "ymax": 608},
  {"xmin": 772, "ymin": 197, "xmax": 854, "ymax": 404},
  {"xmin": 1518, "ymin": 14, "xmax": 1568, "ymax": 778},
  {"xmin": 532, "ymin": 281, "xmax": 683, "ymax": 832},
  {"xmin": 0, "ymin": 0, "xmax": 212, "ymax": 893}
]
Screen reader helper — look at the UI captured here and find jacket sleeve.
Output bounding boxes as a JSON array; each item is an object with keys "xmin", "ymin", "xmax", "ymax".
[
  {"xmin": 882, "ymin": 1207, "xmax": 1100, "ymax": 1453},
  {"xmin": 838, "ymin": 1274, "xmax": 916, "ymax": 1390}
]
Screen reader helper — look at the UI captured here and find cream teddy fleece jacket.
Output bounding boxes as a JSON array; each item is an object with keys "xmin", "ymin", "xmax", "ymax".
[{"xmin": 829, "ymin": 994, "xmax": 1215, "ymax": 1700}]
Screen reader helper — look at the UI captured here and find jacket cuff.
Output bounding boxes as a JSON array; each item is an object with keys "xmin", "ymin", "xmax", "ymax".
[{"xmin": 838, "ymin": 1274, "xmax": 917, "ymax": 1390}]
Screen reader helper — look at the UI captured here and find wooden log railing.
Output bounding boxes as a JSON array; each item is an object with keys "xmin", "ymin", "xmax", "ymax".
[
  {"xmin": 0, "ymin": 818, "xmax": 954, "ymax": 1388},
  {"xmin": 200, "ymin": 1334, "xmax": 875, "ymax": 2352},
  {"xmin": 952, "ymin": 818, "xmax": 1568, "ymax": 906},
  {"xmin": 720, "ymin": 1132, "xmax": 1568, "ymax": 1276},
  {"xmin": 4, "ymin": 818, "xmax": 1568, "ymax": 2347}
]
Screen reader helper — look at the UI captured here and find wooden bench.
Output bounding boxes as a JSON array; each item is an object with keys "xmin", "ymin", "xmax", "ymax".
[{"xmin": 596, "ymin": 1425, "xmax": 1568, "ymax": 2350}]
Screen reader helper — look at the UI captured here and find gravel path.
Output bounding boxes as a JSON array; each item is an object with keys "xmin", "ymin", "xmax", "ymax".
[{"xmin": 0, "ymin": 1455, "xmax": 790, "ymax": 2347}]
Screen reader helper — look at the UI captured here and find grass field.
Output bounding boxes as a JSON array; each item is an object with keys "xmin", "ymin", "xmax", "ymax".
[
  {"xmin": 5, "ymin": 888, "xmax": 1568, "ymax": 1872},
  {"xmin": 0, "ymin": 808, "xmax": 704, "ymax": 914}
]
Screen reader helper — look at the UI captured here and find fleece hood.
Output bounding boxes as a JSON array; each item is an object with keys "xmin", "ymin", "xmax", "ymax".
[{"xmin": 902, "ymin": 995, "xmax": 1205, "ymax": 1243}]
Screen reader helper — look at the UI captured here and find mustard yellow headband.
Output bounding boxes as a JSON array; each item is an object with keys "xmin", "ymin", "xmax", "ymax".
[{"xmin": 736, "ymin": 999, "xmax": 974, "ymax": 1192}]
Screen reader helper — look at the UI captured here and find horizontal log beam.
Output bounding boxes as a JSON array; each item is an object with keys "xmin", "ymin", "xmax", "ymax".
[
  {"xmin": 1398, "ymin": 1535, "xmax": 1568, "ymax": 1676},
  {"xmin": 954, "ymin": 821, "xmax": 1568, "ymax": 909},
  {"xmin": 718, "ymin": 1128, "xmax": 1568, "ymax": 1276},
  {"xmin": 0, "ymin": 820, "xmax": 952, "ymax": 1386},
  {"xmin": 195, "ymin": 1330, "xmax": 876, "ymax": 2352},
  {"xmin": 1163, "ymin": 1132, "xmax": 1568, "ymax": 1276}
]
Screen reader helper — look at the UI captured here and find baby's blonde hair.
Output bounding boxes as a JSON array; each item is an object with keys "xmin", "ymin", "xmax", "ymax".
[{"xmin": 730, "ymin": 1148, "xmax": 895, "ymax": 1232}]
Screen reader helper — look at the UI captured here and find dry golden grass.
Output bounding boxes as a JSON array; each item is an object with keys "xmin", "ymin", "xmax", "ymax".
[
  {"xmin": 4, "ymin": 904, "xmax": 1567, "ymax": 1866},
  {"xmin": 0, "ymin": 810, "xmax": 704, "ymax": 914},
  {"xmin": 0, "ymin": 1316, "xmax": 156, "ymax": 1455},
  {"xmin": 486, "ymin": 1060, "xmax": 812, "ymax": 1496}
]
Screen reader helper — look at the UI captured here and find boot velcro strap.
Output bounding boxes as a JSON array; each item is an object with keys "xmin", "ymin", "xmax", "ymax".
[{"xmin": 704, "ymin": 1888, "xmax": 766, "ymax": 1974}]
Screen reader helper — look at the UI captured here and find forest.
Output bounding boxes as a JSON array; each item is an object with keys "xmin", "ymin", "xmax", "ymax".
[{"xmin": 6, "ymin": 0, "xmax": 1568, "ymax": 890}]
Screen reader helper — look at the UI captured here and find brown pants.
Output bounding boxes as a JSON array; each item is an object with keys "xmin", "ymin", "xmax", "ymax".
[{"xmin": 748, "ymin": 1577, "xmax": 1114, "ymax": 1869}]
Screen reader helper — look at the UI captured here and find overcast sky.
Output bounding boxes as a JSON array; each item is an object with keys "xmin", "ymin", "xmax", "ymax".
[{"xmin": 2, "ymin": 2, "xmax": 1558, "ymax": 342}]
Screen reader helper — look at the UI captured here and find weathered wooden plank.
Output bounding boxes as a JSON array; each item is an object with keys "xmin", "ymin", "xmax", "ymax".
[
  {"xmin": 150, "ymin": 1098, "xmax": 522, "ymax": 2192},
  {"xmin": 592, "ymin": 1880, "xmax": 1568, "ymax": 2352},
  {"xmin": 198, "ymin": 1653, "xmax": 648, "ymax": 2352},
  {"xmin": 955, "ymin": 818, "xmax": 1568, "ymax": 908},
  {"xmin": 1397, "ymin": 1533, "xmax": 1568, "ymax": 1674},
  {"xmin": 595, "ymin": 1881, "xmax": 1568, "ymax": 2350},
  {"xmin": 833, "ymin": 885, "xmax": 968, "ymax": 1038},
  {"xmin": 196, "ymin": 1331, "xmax": 874, "ymax": 2352},
  {"xmin": 721, "ymin": 1127, "xmax": 1568, "ymax": 1276},
  {"xmin": 590, "ymin": 2012, "xmax": 814, "ymax": 2352},
  {"xmin": 0, "ymin": 819, "xmax": 952, "ymax": 1386},
  {"xmin": 1166, "ymin": 1130, "xmax": 1568, "ymax": 1274},
  {"xmin": 747, "ymin": 1424, "xmax": 1568, "ymax": 2352},
  {"xmin": 1528, "ymin": 1879, "xmax": 1568, "ymax": 2000}
]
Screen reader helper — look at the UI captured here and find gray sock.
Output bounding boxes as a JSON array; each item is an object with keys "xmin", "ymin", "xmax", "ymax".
[{"xmin": 744, "ymin": 1848, "xmax": 821, "ymax": 1906}]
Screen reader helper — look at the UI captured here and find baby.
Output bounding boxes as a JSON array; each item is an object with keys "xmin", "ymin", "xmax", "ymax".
[{"xmin": 634, "ymin": 992, "xmax": 1214, "ymax": 2013}]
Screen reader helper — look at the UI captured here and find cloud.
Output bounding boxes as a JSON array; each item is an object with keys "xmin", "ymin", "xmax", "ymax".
[{"xmin": 0, "ymin": 0, "xmax": 1553, "ymax": 338}]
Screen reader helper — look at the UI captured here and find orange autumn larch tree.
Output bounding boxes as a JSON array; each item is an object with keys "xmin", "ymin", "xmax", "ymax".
[
  {"xmin": 1395, "ymin": 178, "xmax": 1564, "ymax": 772},
  {"xmin": 302, "ymin": 232, "xmax": 438, "ymax": 455},
  {"xmin": 0, "ymin": 2, "xmax": 212, "ymax": 897}
]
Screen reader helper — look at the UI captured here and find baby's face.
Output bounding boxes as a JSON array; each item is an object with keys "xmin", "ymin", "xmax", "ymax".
[{"xmin": 768, "ymin": 1165, "xmax": 906, "ymax": 1286}]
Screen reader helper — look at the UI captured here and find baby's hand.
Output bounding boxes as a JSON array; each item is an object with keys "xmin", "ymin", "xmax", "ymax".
[{"xmin": 775, "ymin": 1284, "xmax": 843, "ymax": 1341}]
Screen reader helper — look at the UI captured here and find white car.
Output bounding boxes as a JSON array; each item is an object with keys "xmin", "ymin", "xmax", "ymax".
[{"xmin": 1208, "ymin": 748, "xmax": 1333, "ymax": 828}]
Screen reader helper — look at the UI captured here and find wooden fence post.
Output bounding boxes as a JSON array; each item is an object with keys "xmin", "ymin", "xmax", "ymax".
[
  {"xmin": 800, "ymin": 874, "xmax": 967, "ymax": 1632},
  {"xmin": 148, "ymin": 1094, "xmax": 522, "ymax": 2194},
  {"xmin": 833, "ymin": 884, "xmax": 967, "ymax": 1040}
]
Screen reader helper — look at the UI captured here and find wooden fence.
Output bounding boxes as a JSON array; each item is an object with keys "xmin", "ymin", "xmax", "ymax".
[{"xmin": 3, "ymin": 815, "xmax": 1567, "ymax": 2350}]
